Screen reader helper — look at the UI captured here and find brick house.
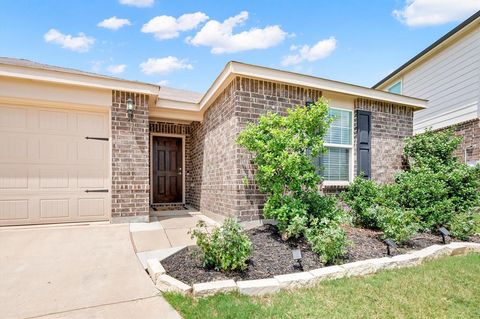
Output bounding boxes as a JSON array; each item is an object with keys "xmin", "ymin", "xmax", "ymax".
[{"xmin": 0, "ymin": 58, "xmax": 427, "ymax": 226}]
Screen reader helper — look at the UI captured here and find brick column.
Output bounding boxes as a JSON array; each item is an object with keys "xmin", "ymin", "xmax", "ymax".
[{"xmin": 111, "ymin": 91, "xmax": 150, "ymax": 223}]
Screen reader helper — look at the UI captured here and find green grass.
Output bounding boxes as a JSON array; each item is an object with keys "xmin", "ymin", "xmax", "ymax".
[{"xmin": 164, "ymin": 254, "xmax": 480, "ymax": 319}]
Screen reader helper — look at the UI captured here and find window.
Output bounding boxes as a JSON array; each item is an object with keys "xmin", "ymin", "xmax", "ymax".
[
  {"xmin": 313, "ymin": 108, "xmax": 353, "ymax": 182},
  {"xmin": 387, "ymin": 81, "xmax": 402, "ymax": 94}
]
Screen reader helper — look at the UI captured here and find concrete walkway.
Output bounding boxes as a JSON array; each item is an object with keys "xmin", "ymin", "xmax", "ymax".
[
  {"xmin": 131, "ymin": 210, "xmax": 220, "ymax": 269},
  {"xmin": 0, "ymin": 223, "xmax": 180, "ymax": 319}
]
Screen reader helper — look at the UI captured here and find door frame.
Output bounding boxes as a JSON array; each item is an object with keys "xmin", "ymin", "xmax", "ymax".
[{"xmin": 150, "ymin": 133, "xmax": 186, "ymax": 205}]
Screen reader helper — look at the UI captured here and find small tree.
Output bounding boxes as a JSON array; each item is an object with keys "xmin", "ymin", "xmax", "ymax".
[
  {"xmin": 237, "ymin": 99, "xmax": 348, "ymax": 263},
  {"xmin": 237, "ymin": 98, "xmax": 331, "ymax": 237}
]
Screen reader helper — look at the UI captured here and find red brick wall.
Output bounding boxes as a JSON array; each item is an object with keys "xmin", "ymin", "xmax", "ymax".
[
  {"xmin": 111, "ymin": 91, "xmax": 150, "ymax": 222},
  {"xmin": 233, "ymin": 77, "xmax": 323, "ymax": 220},
  {"xmin": 189, "ymin": 81, "xmax": 239, "ymax": 217},
  {"xmin": 431, "ymin": 118, "xmax": 480, "ymax": 164},
  {"xmin": 354, "ymin": 98, "xmax": 414, "ymax": 184}
]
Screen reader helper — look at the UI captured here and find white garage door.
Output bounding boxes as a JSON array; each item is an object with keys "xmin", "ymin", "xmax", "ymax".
[{"xmin": 0, "ymin": 104, "xmax": 110, "ymax": 226}]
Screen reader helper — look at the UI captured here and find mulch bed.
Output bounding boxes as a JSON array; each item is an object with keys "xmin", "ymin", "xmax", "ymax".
[{"xmin": 161, "ymin": 224, "xmax": 476, "ymax": 285}]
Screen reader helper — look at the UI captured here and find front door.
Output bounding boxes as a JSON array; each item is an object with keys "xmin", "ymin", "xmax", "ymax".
[{"xmin": 152, "ymin": 136, "xmax": 183, "ymax": 203}]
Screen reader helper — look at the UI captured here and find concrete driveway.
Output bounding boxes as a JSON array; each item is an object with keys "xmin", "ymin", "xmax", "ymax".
[{"xmin": 0, "ymin": 223, "xmax": 180, "ymax": 319}]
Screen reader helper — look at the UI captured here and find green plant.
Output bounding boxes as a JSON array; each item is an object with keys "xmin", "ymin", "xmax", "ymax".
[
  {"xmin": 305, "ymin": 217, "xmax": 348, "ymax": 264},
  {"xmin": 448, "ymin": 211, "xmax": 479, "ymax": 240},
  {"xmin": 396, "ymin": 129, "xmax": 480, "ymax": 229},
  {"xmin": 374, "ymin": 205, "xmax": 420, "ymax": 244},
  {"xmin": 236, "ymin": 98, "xmax": 332, "ymax": 238},
  {"xmin": 190, "ymin": 218, "xmax": 252, "ymax": 272},
  {"xmin": 341, "ymin": 175, "xmax": 381, "ymax": 228}
]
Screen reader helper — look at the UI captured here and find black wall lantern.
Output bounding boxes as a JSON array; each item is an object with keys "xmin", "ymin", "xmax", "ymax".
[{"xmin": 126, "ymin": 98, "xmax": 135, "ymax": 121}]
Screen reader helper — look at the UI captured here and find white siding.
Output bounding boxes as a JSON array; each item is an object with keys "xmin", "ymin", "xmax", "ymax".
[{"xmin": 400, "ymin": 26, "xmax": 480, "ymax": 133}]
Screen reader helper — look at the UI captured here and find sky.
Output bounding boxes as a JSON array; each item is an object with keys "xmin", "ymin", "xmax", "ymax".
[{"xmin": 1, "ymin": 0, "xmax": 479, "ymax": 93}]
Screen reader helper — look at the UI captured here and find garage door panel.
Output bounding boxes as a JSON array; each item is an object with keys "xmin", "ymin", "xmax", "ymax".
[
  {"xmin": 0, "ymin": 134, "xmax": 28, "ymax": 161},
  {"xmin": 39, "ymin": 169, "xmax": 69, "ymax": 189},
  {"xmin": 78, "ymin": 198, "xmax": 107, "ymax": 217},
  {"xmin": 0, "ymin": 104, "xmax": 110, "ymax": 226},
  {"xmin": 39, "ymin": 137, "xmax": 69, "ymax": 162},
  {"xmin": 77, "ymin": 140, "xmax": 107, "ymax": 161},
  {"xmin": 77, "ymin": 112, "xmax": 108, "ymax": 136},
  {"xmin": 78, "ymin": 169, "xmax": 106, "ymax": 188},
  {"xmin": 40, "ymin": 199, "xmax": 69, "ymax": 218},
  {"xmin": 0, "ymin": 199, "xmax": 29, "ymax": 220},
  {"xmin": 38, "ymin": 110, "xmax": 69, "ymax": 132},
  {"xmin": 0, "ymin": 106, "xmax": 28, "ymax": 130},
  {"xmin": 0, "ymin": 166, "xmax": 29, "ymax": 189}
]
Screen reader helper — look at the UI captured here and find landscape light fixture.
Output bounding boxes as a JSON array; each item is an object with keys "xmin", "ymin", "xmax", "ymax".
[
  {"xmin": 292, "ymin": 248, "xmax": 303, "ymax": 271},
  {"xmin": 439, "ymin": 227, "xmax": 450, "ymax": 244},
  {"xmin": 126, "ymin": 98, "xmax": 134, "ymax": 121},
  {"xmin": 384, "ymin": 239, "xmax": 397, "ymax": 256}
]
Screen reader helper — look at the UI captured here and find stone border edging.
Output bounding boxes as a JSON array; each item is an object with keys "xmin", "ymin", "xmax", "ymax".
[{"xmin": 146, "ymin": 242, "xmax": 480, "ymax": 297}]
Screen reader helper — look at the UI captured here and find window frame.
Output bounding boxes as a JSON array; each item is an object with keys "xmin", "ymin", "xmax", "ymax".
[
  {"xmin": 322, "ymin": 106, "xmax": 354, "ymax": 186},
  {"xmin": 387, "ymin": 80, "xmax": 402, "ymax": 94}
]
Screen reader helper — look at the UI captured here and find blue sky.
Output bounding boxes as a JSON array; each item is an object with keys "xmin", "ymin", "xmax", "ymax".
[{"xmin": 1, "ymin": 0, "xmax": 479, "ymax": 92}]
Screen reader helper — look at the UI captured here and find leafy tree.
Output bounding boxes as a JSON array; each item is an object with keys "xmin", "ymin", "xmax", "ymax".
[{"xmin": 237, "ymin": 99, "xmax": 348, "ymax": 263}]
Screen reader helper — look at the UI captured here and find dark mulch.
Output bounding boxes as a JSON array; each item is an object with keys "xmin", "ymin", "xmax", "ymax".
[{"xmin": 161, "ymin": 224, "xmax": 477, "ymax": 285}]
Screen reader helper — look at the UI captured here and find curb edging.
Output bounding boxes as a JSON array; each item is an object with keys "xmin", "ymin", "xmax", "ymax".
[{"xmin": 147, "ymin": 242, "xmax": 480, "ymax": 297}]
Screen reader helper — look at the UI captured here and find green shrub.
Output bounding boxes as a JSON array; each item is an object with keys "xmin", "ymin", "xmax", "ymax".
[
  {"xmin": 306, "ymin": 217, "xmax": 348, "ymax": 264},
  {"xmin": 237, "ymin": 99, "xmax": 333, "ymax": 239},
  {"xmin": 374, "ymin": 206, "xmax": 420, "ymax": 244},
  {"xmin": 448, "ymin": 211, "xmax": 479, "ymax": 240},
  {"xmin": 341, "ymin": 175, "xmax": 380, "ymax": 228},
  {"xmin": 190, "ymin": 218, "xmax": 252, "ymax": 272},
  {"xmin": 400, "ymin": 129, "xmax": 480, "ymax": 229}
]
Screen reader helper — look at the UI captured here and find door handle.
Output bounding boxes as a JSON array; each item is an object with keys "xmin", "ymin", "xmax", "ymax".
[
  {"xmin": 85, "ymin": 189, "xmax": 109, "ymax": 193},
  {"xmin": 178, "ymin": 167, "xmax": 182, "ymax": 175}
]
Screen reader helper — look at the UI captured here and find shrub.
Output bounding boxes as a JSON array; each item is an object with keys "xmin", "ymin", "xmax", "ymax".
[
  {"xmin": 341, "ymin": 175, "xmax": 381, "ymax": 228},
  {"xmin": 190, "ymin": 218, "xmax": 252, "ymax": 272},
  {"xmin": 374, "ymin": 206, "xmax": 420, "ymax": 244},
  {"xmin": 448, "ymin": 211, "xmax": 479, "ymax": 240},
  {"xmin": 237, "ymin": 99, "xmax": 333, "ymax": 239},
  {"xmin": 306, "ymin": 217, "xmax": 348, "ymax": 264},
  {"xmin": 397, "ymin": 129, "xmax": 480, "ymax": 229}
]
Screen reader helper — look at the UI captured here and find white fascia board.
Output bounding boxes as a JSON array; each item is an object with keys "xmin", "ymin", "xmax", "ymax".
[{"xmin": 0, "ymin": 64, "xmax": 159, "ymax": 95}]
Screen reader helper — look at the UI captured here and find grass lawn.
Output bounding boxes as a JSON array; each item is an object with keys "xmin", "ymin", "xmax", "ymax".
[{"xmin": 164, "ymin": 253, "xmax": 480, "ymax": 319}]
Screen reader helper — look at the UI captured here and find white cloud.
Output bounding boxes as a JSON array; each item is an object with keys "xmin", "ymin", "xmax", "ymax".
[
  {"xmin": 187, "ymin": 11, "xmax": 287, "ymax": 54},
  {"xmin": 393, "ymin": 0, "xmax": 480, "ymax": 27},
  {"xmin": 98, "ymin": 16, "xmax": 132, "ymax": 30},
  {"xmin": 107, "ymin": 64, "xmax": 126, "ymax": 74},
  {"xmin": 119, "ymin": 0, "xmax": 154, "ymax": 7},
  {"xmin": 281, "ymin": 37, "xmax": 337, "ymax": 66},
  {"xmin": 157, "ymin": 80, "xmax": 169, "ymax": 86},
  {"xmin": 140, "ymin": 56, "xmax": 193, "ymax": 75},
  {"xmin": 141, "ymin": 12, "xmax": 209, "ymax": 40},
  {"xmin": 44, "ymin": 29, "xmax": 95, "ymax": 52}
]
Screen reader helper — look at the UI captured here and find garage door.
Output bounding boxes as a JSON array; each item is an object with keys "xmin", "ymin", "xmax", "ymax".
[{"xmin": 0, "ymin": 104, "xmax": 110, "ymax": 226}]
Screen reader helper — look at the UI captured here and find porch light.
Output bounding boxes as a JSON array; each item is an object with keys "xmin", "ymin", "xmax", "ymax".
[
  {"xmin": 126, "ymin": 98, "xmax": 134, "ymax": 121},
  {"xmin": 438, "ymin": 227, "xmax": 450, "ymax": 244},
  {"xmin": 384, "ymin": 239, "xmax": 397, "ymax": 256}
]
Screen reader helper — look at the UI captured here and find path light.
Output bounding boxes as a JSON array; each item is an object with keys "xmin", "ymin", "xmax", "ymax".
[
  {"xmin": 384, "ymin": 239, "xmax": 397, "ymax": 256},
  {"xmin": 292, "ymin": 248, "xmax": 303, "ymax": 271},
  {"xmin": 126, "ymin": 98, "xmax": 134, "ymax": 121},
  {"xmin": 439, "ymin": 227, "xmax": 450, "ymax": 244}
]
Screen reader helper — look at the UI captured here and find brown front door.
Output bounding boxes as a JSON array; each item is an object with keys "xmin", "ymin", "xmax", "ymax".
[{"xmin": 152, "ymin": 136, "xmax": 183, "ymax": 203}]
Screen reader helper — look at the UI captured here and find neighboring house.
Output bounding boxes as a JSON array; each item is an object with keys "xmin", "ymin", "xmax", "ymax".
[
  {"xmin": 0, "ymin": 57, "xmax": 426, "ymax": 226},
  {"xmin": 373, "ymin": 10, "xmax": 480, "ymax": 166}
]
